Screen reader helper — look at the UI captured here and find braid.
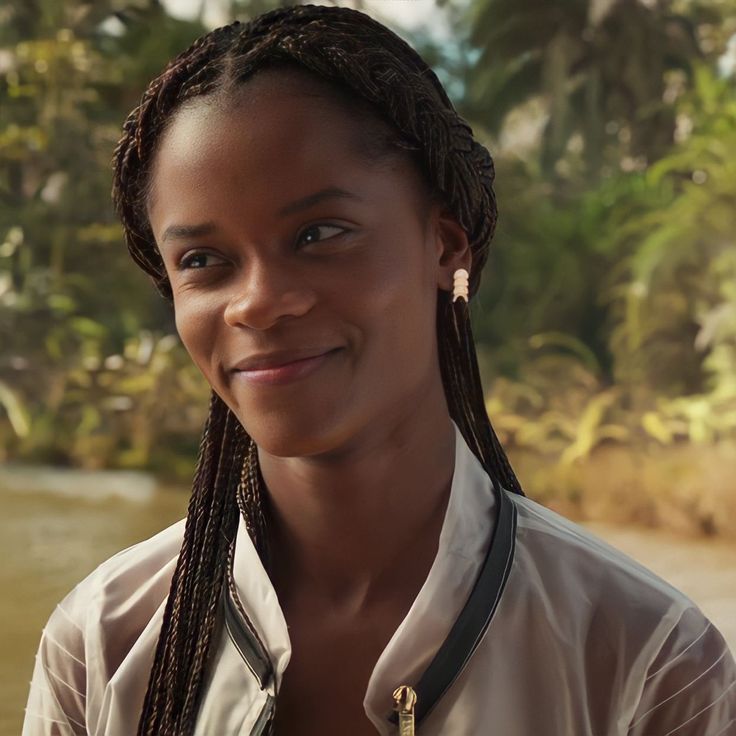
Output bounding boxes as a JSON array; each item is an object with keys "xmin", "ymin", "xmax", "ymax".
[
  {"xmin": 237, "ymin": 438, "xmax": 271, "ymax": 565},
  {"xmin": 441, "ymin": 295, "xmax": 522, "ymax": 494},
  {"xmin": 136, "ymin": 391, "xmax": 248, "ymax": 735},
  {"xmin": 112, "ymin": 5, "xmax": 522, "ymax": 733}
]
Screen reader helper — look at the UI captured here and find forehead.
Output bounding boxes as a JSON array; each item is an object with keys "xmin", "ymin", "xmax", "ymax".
[
  {"xmin": 146, "ymin": 69, "xmax": 421, "ymax": 222},
  {"xmin": 154, "ymin": 67, "xmax": 396, "ymax": 178},
  {"xmin": 150, "ymin": 85, "xmax": 347, "ymax": 192}
]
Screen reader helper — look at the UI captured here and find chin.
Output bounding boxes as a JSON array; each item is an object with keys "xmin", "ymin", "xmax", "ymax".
[
  {"xmin": 236, "ymin": 406, "xmax": 349, "ymax": 459},
  {"xmin": 253, "ymin": 431, "xmax": 326, "ymax": 459}
]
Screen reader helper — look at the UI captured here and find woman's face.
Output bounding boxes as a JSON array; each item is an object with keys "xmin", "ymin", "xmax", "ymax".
[{"xmin": 147, "ymin": 69, "xmax": 468, "ymax": 457}]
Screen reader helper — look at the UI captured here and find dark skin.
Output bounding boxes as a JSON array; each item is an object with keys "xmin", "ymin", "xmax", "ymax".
[{"xmin": 147, "ymin": 68, "xmax": 472, "ymax": 734}]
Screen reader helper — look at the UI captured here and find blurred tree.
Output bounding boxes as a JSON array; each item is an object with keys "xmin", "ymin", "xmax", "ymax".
[
  {"xmin": 229, "ymin": 0, "xmax": 305, "ymax": 18},
  {"xmin": 0, "ymin": 0, "xmax": 208, "ymax": 468},
  {"xmin": 461, "ymin": 0, "xmax": 727, "ymax": 180},
  {"xmin": 1, "ymin": 0, "xmax": 734, "ymax": 471},
  {"xmin": 603, "ymin": 64, "xmax": 736, "ymax": 397},
  {"xmin": 453, "ymin": 0, "xmax": 736, "ymax": 390}
]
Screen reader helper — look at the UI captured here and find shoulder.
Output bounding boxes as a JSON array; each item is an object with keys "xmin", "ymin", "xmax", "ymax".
[
  {"xmin": 505, "ymin": 493, "xmax": 736, "ymax": 731},
  {"xmin": 508, "ymin": 492, "xmax": 694, "ymax": 616},
  {"xmin": 24, "ymin": 518, "xmax": 186, "ymax": 735},
  {"xmin": 55, "ymin": 516, "xmax": 187, "ymax": 635},
  {"xmin": 628, "ymin": 605, "xmax": 736, "ymax": 734},
  {"xmin": 506, "ymin": 492, "xmax": 710, "ymax": 643}
]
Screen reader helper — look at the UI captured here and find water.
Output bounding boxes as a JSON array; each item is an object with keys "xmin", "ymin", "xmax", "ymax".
[{"xmin": 2, "ymin": 483, "xmax": 734, "ymax": 735}]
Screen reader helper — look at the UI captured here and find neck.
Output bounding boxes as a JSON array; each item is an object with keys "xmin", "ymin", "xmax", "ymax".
[{"xmin": 257, "ymin": 390, "xmax": 457, "ymax": 612}]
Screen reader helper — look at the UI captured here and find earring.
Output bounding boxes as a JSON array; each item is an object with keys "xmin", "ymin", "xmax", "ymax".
[{"xmin": 452, "ymin": 268, "xmax": 469, "ymax": 303}]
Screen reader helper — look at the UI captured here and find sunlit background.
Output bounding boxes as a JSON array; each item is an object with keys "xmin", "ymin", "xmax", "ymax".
[{"xmin": 1, "ymin": 0, "xmax": 735, "ymax": 733}]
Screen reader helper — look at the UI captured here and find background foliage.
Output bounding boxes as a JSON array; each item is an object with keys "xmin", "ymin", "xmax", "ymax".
[{"xmin": 1, "ymin": 0, "xmax": 735, "ymax": 522}]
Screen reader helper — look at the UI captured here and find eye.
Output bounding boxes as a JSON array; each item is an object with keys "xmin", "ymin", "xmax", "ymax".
[
  {"xmin": 177, "ymin": 251, "xmax": 227, "ymax": 270},
  {"xmin": 297, "ymin": 223, "xmax": 349, "ymax": 248}
]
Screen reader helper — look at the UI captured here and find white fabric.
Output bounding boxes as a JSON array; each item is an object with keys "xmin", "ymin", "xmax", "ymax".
[{"xmin": 23, "ymin": 421, "xmax": 736, "ymax": 735}]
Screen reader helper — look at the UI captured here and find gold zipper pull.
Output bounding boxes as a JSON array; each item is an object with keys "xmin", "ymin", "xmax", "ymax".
[{"xmin": 393, "ymin": 685, "xmax": 417, "ymax": 736}]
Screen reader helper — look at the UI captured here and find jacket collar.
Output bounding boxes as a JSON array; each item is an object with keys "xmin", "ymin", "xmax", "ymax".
[{"xmin": 228, "ymin": 419, "xmax": 516, "ymax": 733}]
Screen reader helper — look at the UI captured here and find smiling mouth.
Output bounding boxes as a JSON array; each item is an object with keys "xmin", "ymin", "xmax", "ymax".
[{"xmin": 232, "ymin": 347, "xmax": 343, "ymax": 386}]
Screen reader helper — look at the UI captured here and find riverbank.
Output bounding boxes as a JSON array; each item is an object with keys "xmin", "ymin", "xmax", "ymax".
[
  {"xmin": 3, "ymin": 437, "xmax": 736, "ymax": 541},
  {"xmin": 510, "ymin": 439, "xmax": 736, "ymax": 539}
]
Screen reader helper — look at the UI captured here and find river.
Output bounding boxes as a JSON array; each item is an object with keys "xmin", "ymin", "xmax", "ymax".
[{"xmin": 2, "ymin": 481, "xmax": 734, "ymax": 735}]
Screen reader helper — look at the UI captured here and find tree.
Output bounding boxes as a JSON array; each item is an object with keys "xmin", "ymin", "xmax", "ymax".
[
  {"xmin": 463, "ymin": 0, "xmax": 707, "ymax": 179},
  {"xmin": 0, "ymin": 0, "xmax": 208, "ymax": 467}
]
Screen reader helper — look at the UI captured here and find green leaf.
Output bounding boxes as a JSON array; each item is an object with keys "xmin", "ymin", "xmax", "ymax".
[{"xmin": 0, "ymin": 380, "xmax": 30, "ymax": 437}]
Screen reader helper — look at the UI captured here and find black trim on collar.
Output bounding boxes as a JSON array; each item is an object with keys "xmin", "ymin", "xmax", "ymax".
[
  {"xmin": 387, "ymin": 480, "xmax": 518, "ymax": 727},
  {"xmin": 222, "ymin": 585, "xmax": 274, "ymax": 690},
  {"xmin": 250, "ymin": 694, "xmax": 275, "ymax": 736}
]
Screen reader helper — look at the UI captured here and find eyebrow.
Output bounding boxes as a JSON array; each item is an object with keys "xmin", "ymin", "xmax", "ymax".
[
  {"xmin": 160, "ymin": 187, "xmax": 362, "ymax": 245},
  {"xmin": 161, "ymin": 222, "xmax": 217, "ymax": 244},
  {"xmin": 276, "ymin": 186, "xmax": 362, "ymax": 216}
]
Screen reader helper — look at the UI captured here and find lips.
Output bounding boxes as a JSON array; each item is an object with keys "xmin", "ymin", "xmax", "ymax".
[
  {"xmin": 230, "ymin": 347, "xmax": 342, "ymax": 372},
  {"xmin": 230, "ymin": 347, "xmax": 344, "ymax": 386}
]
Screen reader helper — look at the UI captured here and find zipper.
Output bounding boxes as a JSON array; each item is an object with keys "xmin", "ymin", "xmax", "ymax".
[
  {"xmin": 222, "ymin": 586, "xmax": 273, "ymax": 689},
  {"xmin": 250, "ymin": 694, "xmax": 275, "ymax": 736},
  {"xmin": 392, "ymin": 685, "xmax": 417, "ymax": 736}
]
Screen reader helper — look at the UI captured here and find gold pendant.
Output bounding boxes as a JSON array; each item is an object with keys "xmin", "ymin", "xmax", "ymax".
[{"xmin": 393, "ymin": 685, "xmax": 417, "ymax": 736}]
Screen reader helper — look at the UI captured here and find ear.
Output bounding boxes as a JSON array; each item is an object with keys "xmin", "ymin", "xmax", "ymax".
[{"xmin": 430, "ymin": 202, "xmax": 472, "ymax": 293}]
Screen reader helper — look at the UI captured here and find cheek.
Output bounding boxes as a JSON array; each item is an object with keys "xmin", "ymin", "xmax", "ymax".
[
  {"xmin": 358, "ymin": 247, "xmax": 436, "ymax": 369},
  {"xmin": 173, "ymin": 293, "xmax": 222, "ymax": 382}
]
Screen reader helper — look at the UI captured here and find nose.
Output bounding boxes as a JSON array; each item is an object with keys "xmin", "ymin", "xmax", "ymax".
[{"xmin": 223, "ymin": 256, "xmax": 317, "ymax": 331}]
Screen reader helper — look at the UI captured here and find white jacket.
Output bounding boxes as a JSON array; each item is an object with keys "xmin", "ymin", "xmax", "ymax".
[{"xmin": 23, "ymin": 421, "xmax": 736, "ymax": 735}]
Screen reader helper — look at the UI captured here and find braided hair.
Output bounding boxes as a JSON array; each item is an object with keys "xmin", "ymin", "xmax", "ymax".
[{"xmin": 111, "ymin": 4, "xmax": 522, "ymax": 733}]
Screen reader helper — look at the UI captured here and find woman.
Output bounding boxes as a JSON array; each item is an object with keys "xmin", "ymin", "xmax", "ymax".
[{"xmin": 23, "ymin": 4, "xmax": 735, "ymax": 735}]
